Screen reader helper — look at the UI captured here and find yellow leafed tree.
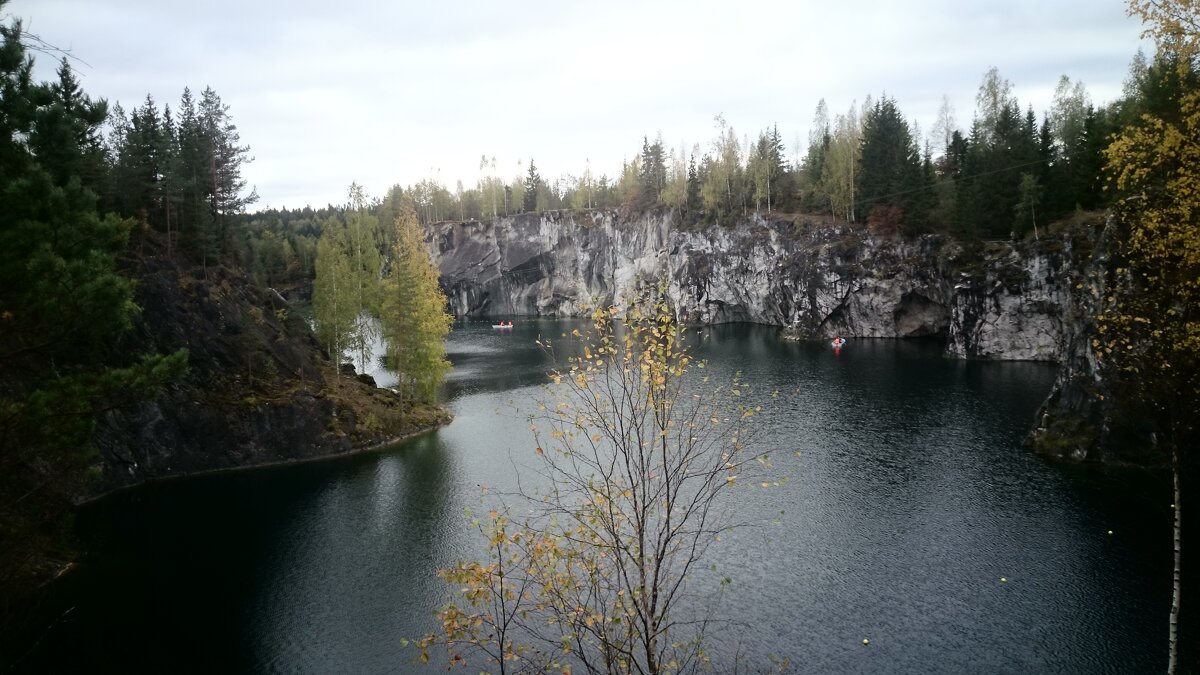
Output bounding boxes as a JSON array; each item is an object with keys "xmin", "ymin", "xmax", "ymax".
[
  {"xmin": 417, "ymin": 288, "xmax": 772, "ymax": 673},
  {"xmin": 380, "ymin": 197, "xmax": 452, "ymax": 405},
  {"xmin": 1102, "ymin": 2, "xmax": 1199, "ymax": 672}
]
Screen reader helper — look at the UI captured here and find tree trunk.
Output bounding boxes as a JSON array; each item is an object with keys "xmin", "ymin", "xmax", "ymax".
[
  {"xmin": 849, "ymin": 153, "xmax": 855, "ymax": 223},
  {"xmin": 1169, "ymin": 440, "xmax": 1181, "ymax": 675},
  {"xmin": 166, "ymin": 200, "xmax": 172, "ymax": 258}
]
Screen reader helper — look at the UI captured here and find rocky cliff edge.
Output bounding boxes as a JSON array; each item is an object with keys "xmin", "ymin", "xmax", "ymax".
[{"xmin": 91, "ymin": 247, "xmax": 450, "ymax": 496}]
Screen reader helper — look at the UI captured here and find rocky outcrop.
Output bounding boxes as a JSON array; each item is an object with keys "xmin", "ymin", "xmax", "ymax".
[
  {"xmin": 944, "ymin": 239, "xmax": 1073, "ymax": 361},
  {"xmin": 91, "ymin": 250, "xmax": 449, "ymax": 496},
  {"xmin": 430, "ymin": 210, "xmax": 1073, "ymax": 361},
  {"xmin": 1026, "ymin": 217, "xmax": 1165, "ymax": 465}
]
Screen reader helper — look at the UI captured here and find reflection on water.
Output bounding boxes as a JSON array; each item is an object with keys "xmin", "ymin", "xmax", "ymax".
[{"xmin": 12, "ymin": 321, "xmax": 1170, "ymax": 673}]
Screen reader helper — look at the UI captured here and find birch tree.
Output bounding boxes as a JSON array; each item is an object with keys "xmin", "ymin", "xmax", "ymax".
[
  {"xmin": 1102, "ymin": 4, "xmax": 1199, "ymax": 672},
  {"xmin": 418, "ymin": 290, "xmax": 770, "ymax": 673},
  {"xmin": 312, "ymin": 220, "xmax": 357, "ymax": 374},
  {"xmin": 822, "ymin": 102, "xmax": 862, "ymax": 222},
  {"xmin": 341, "ymin": 182, "xmax": 382, "ymax": 373}
]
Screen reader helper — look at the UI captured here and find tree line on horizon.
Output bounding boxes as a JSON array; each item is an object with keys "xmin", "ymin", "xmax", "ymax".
[
  {"xmin": 234, "ymin": 48, "xmax": 1194, "ymax": 290},
  {"xmin": 455, "ymin": 51, "xmax": 1180, "ymax": 236}
]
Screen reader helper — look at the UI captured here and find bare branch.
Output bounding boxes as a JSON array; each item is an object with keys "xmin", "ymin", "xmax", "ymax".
[{"xmin": 421, "ymin": 286, "xmax": 781, "ymax": 673}]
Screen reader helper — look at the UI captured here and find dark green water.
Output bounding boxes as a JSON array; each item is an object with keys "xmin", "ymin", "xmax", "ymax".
[{"xmin": 8, "ymin": 322, "xmax": 1170, "ymax": 673}]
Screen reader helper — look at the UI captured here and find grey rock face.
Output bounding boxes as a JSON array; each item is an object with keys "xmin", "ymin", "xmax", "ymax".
[
  {"xmin": 1025, "ymin": 217, "xmax": 1164, "ymax": 465},
  {"xmin": 944, "ymin": 241, "xmax": 1071, "ymax": 361},
  {"xmin": 429, "ymin": 211, "xmax": 1071, "ymax": 362}
]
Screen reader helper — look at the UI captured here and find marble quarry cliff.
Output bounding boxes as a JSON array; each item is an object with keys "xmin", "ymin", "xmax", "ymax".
[{"xmin": 429, "ymin": 210, "xmax": 1080, "ymax": 362}]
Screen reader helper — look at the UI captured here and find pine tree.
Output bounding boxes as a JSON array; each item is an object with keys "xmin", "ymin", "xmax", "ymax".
[
  {"xmin": 197, "ymin": 87, "xmax": 257, "ymax": 261},
  {"xmin": 105, "ymin": 86, "xmax": 256, "ymax": 264}
]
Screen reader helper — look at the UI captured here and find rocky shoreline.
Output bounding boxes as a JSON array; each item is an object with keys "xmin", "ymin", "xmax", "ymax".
[
  {"xmin": 90, "ymin": 248, "xmax": 451, "ymax": 496},
  {"xmin": 82, "ymin": 420, "xmax": 448, "ymax": 504}
]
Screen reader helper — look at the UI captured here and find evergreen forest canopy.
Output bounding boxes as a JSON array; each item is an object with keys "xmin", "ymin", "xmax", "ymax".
[{"xmin": 0, "ymin": 4, "xmax": 193, "ymax": 593}]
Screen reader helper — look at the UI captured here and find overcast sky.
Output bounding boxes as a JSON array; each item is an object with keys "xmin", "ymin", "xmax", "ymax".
[{"xmin": 9, "ymin": 0, "xmax": 1148, "ymax": 210}]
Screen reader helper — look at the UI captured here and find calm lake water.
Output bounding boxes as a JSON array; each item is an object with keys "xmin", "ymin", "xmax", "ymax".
[{"xmin": 10, "ymin": 321, "xmax": 1171, "ymax": 673}]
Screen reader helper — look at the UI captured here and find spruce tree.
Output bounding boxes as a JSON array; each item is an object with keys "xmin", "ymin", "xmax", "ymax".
[
  {"xmin": 767, "ymin": 123, "xmax": 790, "ymax": 211},
  {"xmin": 801, "ymin": 100, "xmax": 832, "ymax": 213},
  {"xmin": 856, "ymin": 97, "xmax": 921, "ymax": 230},
  {"xmin": 29, "ymin": 59, "xmax": 108, "ymax": 192},
  {"xmin": 111, "ymin": 96, "xmax": 168, "ymax": 225},
  {"xmin": 174, "ymin": 87, "xmax": 208, "ymax": 252},
  {"xmin": 523, "ymin": 160, "xmax": 541, "ymax": 212},
  {"xmin": 637, "ymin": 135, "xmax": 666, "ymax": 210},
  {"xmin": 957, "ymin": 86, "xmax": 1039, "ymax": 237},
  {"xmin": 685, "ymin": 152, "xmax": 701, "ymax": 222}
]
